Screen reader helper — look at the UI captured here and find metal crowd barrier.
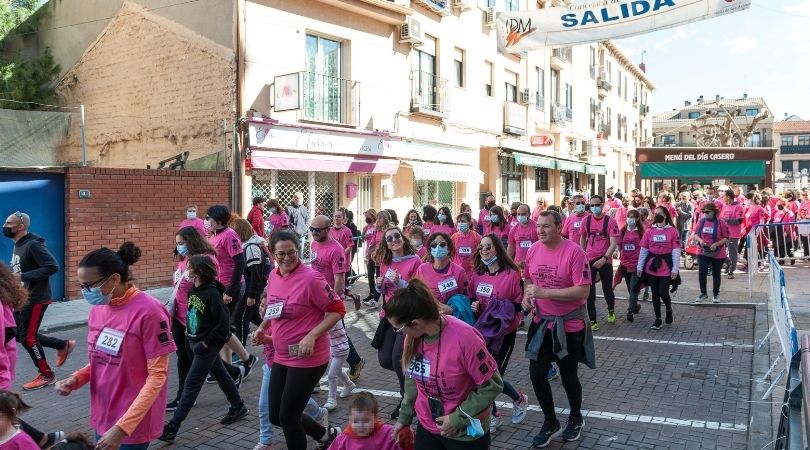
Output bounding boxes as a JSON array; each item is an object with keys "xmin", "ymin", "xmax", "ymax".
[
  {"xmin": 747, "ymin": 222, "xmax": 810, "ymax": 296},
  {"xmin": 773, "ymin": 334, "xmax": 809, "ymax": 449}
]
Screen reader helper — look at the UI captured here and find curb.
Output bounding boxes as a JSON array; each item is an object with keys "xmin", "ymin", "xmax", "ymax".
[
  {"xmin": 748, "ymin": 303, "xmax": 773, "ymax": 450},
  {"xmin": 40, "ymin": 320, "xmax": 90, "ymax": 334}
]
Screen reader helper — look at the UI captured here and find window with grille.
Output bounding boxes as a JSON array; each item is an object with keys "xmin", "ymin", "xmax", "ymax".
[
  {"xmin": 414, "ymin": 180, "xmax": 456, "ymax": 210},
  {"xmin": 535, "ymin": 167, "xmax": 549, "ymax": 191}
]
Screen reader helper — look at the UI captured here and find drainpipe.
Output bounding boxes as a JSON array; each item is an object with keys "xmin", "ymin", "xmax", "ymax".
[{"xmin": 233, "ymin": 0, "xmax": 246, "ymax": 214}]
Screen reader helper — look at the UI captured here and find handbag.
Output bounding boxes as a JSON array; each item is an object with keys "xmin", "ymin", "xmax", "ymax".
[{"xmin": 371, "ymin": 317, "xmax": 390, "ymax": 350}]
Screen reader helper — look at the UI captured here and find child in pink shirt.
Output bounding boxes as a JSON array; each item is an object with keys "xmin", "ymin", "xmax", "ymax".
[
  {"xmin": 178, "ymin": 204, "xmax": 206, "ymax": 236},
  {"xmin": 329, "ymin": 392, "xmax": 407, "ymax": 450},
  {"xmin": 0, "ymin": 392, "xmax": 39, "ymax": 450},
  {"xmin": 450, "ymin": 214, "xmax": 481, "ymax": 273}
]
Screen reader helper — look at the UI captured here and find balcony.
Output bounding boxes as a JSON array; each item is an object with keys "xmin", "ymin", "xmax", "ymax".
[
  {"xmin": 503, "ymin": 101, "xmax": 527, "ymax": 136},
  {"xmin": 551, "ymin": 47, "xmax": 572, "ymax": 69},
  {"xmin": 410, "ymin": 70, "xmax": 449, "ymax": 118},
  {"xmin": 589, "ymin": 65, "xmax": 596, "ymax": 79},
  {"xmin": 300, "ymin": 72, "xmax": 361, "ymax": 127},
  {"xmin": 535, "ymin": 92, "xmax": 545, "ymax": 111},
  {"xmin": 639, "ymin": 104, "xmax": 649, "ymax": 116},
  {"xmin": 597, "ymin": 77, "xmax": 612, "ymax": 99},
  {"xmin": 413, "ymin": 0, "xmax": 451, "ymax": 15},
  {"xmin": 313, "ymin": 0, "xmax": 412, "ymax": 24},
  {"xmin": 781, "ymin": 145, "xmax": 810, "ymax": 155},
  {"xmin": 600, "ymin": 122, "xmax": 612, "ymax": 139},
  {"xmin": 550, "ymin": 103, "xmax": 570, "ymax": 127}
]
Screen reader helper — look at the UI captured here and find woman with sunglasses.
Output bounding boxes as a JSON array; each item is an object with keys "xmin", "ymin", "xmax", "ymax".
[
  {"xmin": 387, "ymin": 279, "xmax": 503, "ymax": 449},
  {"xmin": 263, "ymin": 231, "xmax": 345, "ymax": 449},
  {"xmin": 487, "ymin": 206, "xmax": 510, "ymax": 248},
  {"xmin": 433, "ymin": 207, "xmax": 455, "ymax": 237},
  {"xmin": 57, "ymin": 242, "xmax": 176, "ymax": 450},
  {"xmin": 415, "ymin": 233, "xmax": 470, "ymax": 315},
  {"xmin": 451, "ymin": 213, "xmax": 481, "ymax": 273},
  {"xmin": 372, "ymin": 227, "xmax": 422, "ymax": 418},
  {"xmin": 403, "ymin": 209, "xmax": 423, "ymax": 236},
  {"xmin": 469, "ymin": 235, "xmax": 528, "ymax": 433}
]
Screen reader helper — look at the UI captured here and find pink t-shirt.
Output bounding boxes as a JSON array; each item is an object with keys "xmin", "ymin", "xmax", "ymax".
[
  {"xmin": 578, "ymin": 215, "xmax": 621, "ymax": 262},
  {"xmin": 524, "ymin": 239, "xmax": 590, "ymax": 332},
  {"xmin": 268, "ymin": 212, "xmax": 289, "ymax": 235},
  {"xmin": 469, "ymin": 268, "xmax": 522, "ymax": 311},
  {"xmin": 363, "ymin": 225, "xmax": 377, "ymax": 258},
  {"xmin": 416, "ymin": 246, "xmax": 427, "ymax": 260},
  {"xmin": 0, "ymin": 430, "xmax": 39, "ymax": 449},
  {"xmin": 0, "ymin": 303, "xmax": 16, "ymax": 390},
  {"xmin": 562, "ymin": 213, "xmax": 588, "ymax": 239},
  {"xmin": 431, "ymin": 223, "xmax": 454, "ymax": 237},
  {"xmin": 451, "ymin": 231, "xmax": 481, "ymax": 273},
  {"xmin": 640, "ymin": 226, "xmax": 681, "ymax": 277},
  {"xmin": 173, "ymin": 255, "xmax": 219, "ymax": 326},
  {"xmin": 405, "ymin": 316, "xmax": 498, "ymax": 436},
  {"xmin": 87, "ymin": 291, "xmax": 176, "ymax": 444},
  {"xmin": 178, "ymin": 218, "xmax": 206, "ymax": 236},
  {"xmin": 209, "ymin": 227, "xmax": 243, "ymax": 289},
  {"xmin": 266, "ymin": 263, "xmax": 343, "ymax": 368},
  {"xmin": 415, "ymin": 262, "xmax": 469, "ymax": 303},
  {"xmin": 378, "ymin": 255, "xmax": 422, "ymax": 303},
  {"xmin": 694, "ymin": 218, "xmax": 730, "ymax": 259},
  {"xmin": 328, "ymin": 424, "xmax": 403, "ymax": 450},
  {"xmin": 479, "ymin": 209, "xmax": 492, "ymax": 234},
  {"xmin": 421, "ymin": 222, "xmax": 435, "ymax": 238},
  {"xmin": 719, "ymin": 202, "xmax": 745, "ymax": 239},
  {"xmin": 615, "ymin": 206, "xmax": 629, "ymax": 229},
  {"xmin": 489, "ymin": 224, "xmax": 510, "ymax": 247},
  {"xmin": 618, "ymin": 228, "xmax": 643, "ymax": 270},
  {"xmin": 310, "ymin": 238, "xmax": 349, "ymax": 289},
  {"xmin": 507, "ymin": 221, "xmax": 538, "ymax": 265},
  {"xmin": 745, "ymin": 205, "xmax": 767, "ymax": 229},
  {"xmin": 330, "ymin": 226, "xmax": 355, "ymax": 251}
]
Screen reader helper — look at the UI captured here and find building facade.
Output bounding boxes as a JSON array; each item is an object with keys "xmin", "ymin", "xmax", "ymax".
[{"xmin": 773, "ymin": 117, "xmax": 810, "ymax": 182}]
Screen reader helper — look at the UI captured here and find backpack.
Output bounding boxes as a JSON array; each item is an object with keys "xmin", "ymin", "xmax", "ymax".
[
  {"xmin": 584, "ymin": 215, "xmax": 610, "ymax": 247},
  {"xmin": 247, "ymin": 242, "xmax": 274, "ymax": 280}
]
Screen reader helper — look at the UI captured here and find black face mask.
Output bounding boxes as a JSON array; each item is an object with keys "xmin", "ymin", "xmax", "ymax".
[
  {"xmin": 486, "ymin": 202, "xmax": 495, "ymax": 208},
  {"xmin": 365, "ymin": 217, "xmax": 374, "ymax": 224},
  {"xmin": 2, "ymin": 226, "xmax": 15, "ymax": 238},
  {"xmin": 654, "ymin": 213, "xmax": 665, "ymax": 223},
  {"xmin": 777, "ymin": 205, "xmax": 785, "ymax": 210}
]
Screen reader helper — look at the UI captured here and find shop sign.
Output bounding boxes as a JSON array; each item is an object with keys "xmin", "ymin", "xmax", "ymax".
[
  {"xmin": 558, "ymin": 161, "xmax": 585, "ymax": 172},
  {"xmin": 249, "ymin": 121, "xmax": 403, "ymax": 157},
  {"xmin": 530, "ymin": 135, "xmax": 554, "ymax": 147},
  {"xmin": 636, "ymin": 147, "xmax": 776, "ymax": 163}
]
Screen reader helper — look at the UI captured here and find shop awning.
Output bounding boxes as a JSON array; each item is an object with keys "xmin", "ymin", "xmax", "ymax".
[
  {"xmin": 639, "ymin": 161, "xmax": 766, "ymax": 180},
  {"xmin": 557, "ymin": 160, "xmax": 586, "ymax": 172},
  {"xmin": 405, "ymin": 160, "xmax": 484, "ymax": 183},
  {"xmin": 585, "ymin": 165, "xmax": 607, "ymax": 175},
  {"xmin": 513, "ymin": 153, "xmax": 555, "ymax": 169},
  {"xmin": 248, "ymin": 150, "xmax": 400, "ymax": 174}
]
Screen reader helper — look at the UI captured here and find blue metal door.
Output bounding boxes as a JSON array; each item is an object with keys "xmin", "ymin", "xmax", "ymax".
[{"xmin": 0, "ymin": 172, "xmax": 65, "ymax": 301}]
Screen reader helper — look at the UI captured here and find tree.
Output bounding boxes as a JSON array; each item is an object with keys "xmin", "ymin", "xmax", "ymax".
[
  {"xmin": 0, "ymin": 0, "xmax": 41, "ymax": 39},
  {"xmin": 691, "ymin": 107, "xmax": 771, "ymax": 147}
]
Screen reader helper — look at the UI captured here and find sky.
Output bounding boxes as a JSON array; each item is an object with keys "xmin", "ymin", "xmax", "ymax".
[{"xmin": 614, "ymin": 0, "xmax": 810, "ymax": 121}]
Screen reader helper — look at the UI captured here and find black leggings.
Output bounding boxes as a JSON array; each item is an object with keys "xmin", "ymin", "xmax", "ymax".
[
  {"xmin": 697, "ymin": 256, "xmax": 723, "ymax": 297},
  {"xmin": 415, "ymin": 424, "xmax": 491, "ymax": 449},
  {"xmin": 377, "ymin": 326, "xmax": 405, "ymax": 395},
  {"xmin": 233, "ymin": 292, "xmax": 263, "ymax": 346},
  {"xmin": 269, "ymin": 363, "xmax": 328, "ymax": 450},
  {"xmin": 646, "ymin": 275, "xmax": 672, "ymax": 320},
  {"xmin": 170, "ymin": 318, "xmax": 192, "ymax": 402},
  {"xmin": 527, "ymin": 323, "xmax": 584, "ymax": 423},
  {"xmin": 366, "ymin": 260, "xmax": 380, "ymax": 301},
  {"xmin": 587, "ymin": 262, "xmax": 616, "ymax": 322}
]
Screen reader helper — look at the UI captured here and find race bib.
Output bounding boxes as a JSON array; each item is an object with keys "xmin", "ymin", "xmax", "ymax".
[
  {"xmin": 264, "ymin": 302, "xmax": 284, "ymax": 320},
  {"xmin": 653, "ymin": 235, "xmax": 667, "ymax": 243},
  {"xmin": 573, "ymin": 221, "xmax": 582, "ymax": 229},
  {"xmin": 173, "ymin": 269, "xmax": 183, "ymax": 284},
  {"xmin": 520, "ymin": 240, "xmax": 532, "ymax": 248},
  {"xmin": 96, "ymin": 327, "xmax": 125, "ymax": 356},
  {"xmin": 476, "ymin": 283, "xmax": 494, "ymax": 297},
  {"xmin": 385, "ymin": 268, "xmax": 397, "ymax": 282},
  {"xmin": 438, "ymin": 277, "xmax": 458, "ymax": 294},
  {"xmin": 623, "ymin": 244, "xmax": 636, "ymax": 251},
  {"xmin": 408, "ymin": 355, "xmax": 431, "ymax": 380},
  {"xmin": 365, "ymin": 229, "xmax": 374, "ymax": 236},
  {"xmin": 423, "ymin": 228, "xmax": 431, "ymax": 236},
  {"xmin": 702, "ymin": 227, "xmax": 714, "ymax": 234},
  {"xmin": 309, "ymin": 251, "xmax": 318, "ymax": 263},
  {"xmin": 458, "ymin": 247, "xmax": 472, "ymax": 255}
]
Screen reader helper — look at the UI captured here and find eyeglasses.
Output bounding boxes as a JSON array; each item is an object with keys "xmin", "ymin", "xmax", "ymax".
[
  {"xmin": 273, "ymin": 250, "xmax": 298, "ymax": 260},
  {"xmin": 590, "ymin": 203, "xmax": 603, "ymax": 207},
  {"xmin": 574, "ymin": 202, "xmax": 585, "ymax": 205},
  {"xmin": 477, "ymin": 244, "xmax": 493, "ymax": 251},
  {"xmin": 394, "ymin": 321, "xmax": 414, "ymax": 334},
  {"xmin": 309, "ymin": 227, "xmax": 326, "ymax": 233},
  {"xmin": 385, "ymin": 232, "xmax": 402, "ymax": 243},
  {"xmin": 78, "ymin": 275, "xmax": 110, "ymax": 293},
  {"xmin": 430, "ymin": 242, "xmax": 448, "ymax": 249}
]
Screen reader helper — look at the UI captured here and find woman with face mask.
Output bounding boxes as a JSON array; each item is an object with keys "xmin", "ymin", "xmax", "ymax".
[
  {"xmin": 415, "ymin": 233, "xmax": 470, "ymax": 315},
  {"xmin": 771, "ymin": 200, "xmax": 796, "ymax": 264},
  {"xmin": 451, "ymin": 214, "xmax": 481, "ymax": 273},
  {"xmin": 690, "ymin": 203, "xmax": 729, "ymax": 304},
  {"xmin": 460, "ymin": 203, "xmax": 478, "ymax": 235},
  {"xmin": 57, "ymin": 242, "xmax": 177, "ymax": 450},
  {"xmin": 266, "ymin": 199, "xmax": 289, "ymax": 237},
  {"xmin": 178, "ymin": 204, "xmax": 206, "ymax": 236},
  {"xmin": 469, "ymin": 235, "xmax": 527, "ymax": 433},
  {"xmin": 487, "ymin": 206, "xmax": 510, "ymax": 248},
  {"xmin": 562, "ymin": 196, "xmax": 588, "ymax": 239},
  {"xmin": 636, "ymin": 207, "xmax": 681, "ymax": 330},
  {"xmin": 618, "ymin": 210, "xmax": 645, "ymax": 322},
  {"xmin": 433, "ymin": 207, "xmax": 455, "ymax": 237}
]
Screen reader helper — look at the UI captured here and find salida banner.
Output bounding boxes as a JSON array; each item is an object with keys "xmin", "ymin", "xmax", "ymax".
[{"xmin": 497, "ymin": 0, "xmax": 750, "ymax": 53}]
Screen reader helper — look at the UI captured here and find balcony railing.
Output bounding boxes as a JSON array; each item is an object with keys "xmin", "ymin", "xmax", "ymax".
[
  {"xmin": 503, "ymin": 101, "xmax": 527, "ymax": 136},
  {"xmin": 552, "ymin": 47, "xmax": 572, "ymax": 63},
  {"xmin": 410, "ymin": 70, "xmax": 449, "ymax": 117},
  {"xmin": 551, "ymin": 103, "xmax": 570, "ymax": 124},
  {"xmin": 639, "ymin": 103, "xmax": 649, "ymax": 116},
  {"xmin": 597, "ymin": 78, "xmax": 612, "ymax": 91},
  {"xmin": 589, "ymin": 66, "xmax": 596, "ymax": 79},
  {"xmin": 301, "ymin": 71, "xmax": 361, "ymax": 126},
  {"xmin": 781, "ymin": 145, "xmax": 810, "ymax": 155},
  {"xmin": 413, "ymin": 0, "xmax": 451, "ymax": 15},
  {"xmin": 535, "ymin": 92, "xmax": 545, "ymax": 110},
  {"xmin": 600, "ymin": 122, "xmax": 612, "ymax": 138}
]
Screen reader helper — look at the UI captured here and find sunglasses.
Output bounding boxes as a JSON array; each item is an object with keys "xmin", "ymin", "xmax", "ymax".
[
  {"xmin": 13, "ymin": 211, "xmax": 22, "ymax": 218},
  {"xmin": 590, "ymin": 203, "xmax": 602, "ymax": 207},
  {"xmin": 394, "ymin": 321, "xmax": 414, "ymax": 334},
  {"xmin": 309, "ymin": 227, "xmax": 326, "ymax": 233},
  {"xmin": 430, "ymin": 242, "xmax": 448, "ymax": 249},
  {"xmin": 477, "ymin": 244, "xmax": 493, "ymax": 251},
  {"xmin": 273, "ymin": 250, "xmax": 298, "ymax": 260},
  {"xmin": 574, "ymin": 202, "xmax": 585, "ymax": 205},
  {"xmin": 78, "ymin": 275, "xmax": 110, "ymax": 293},
  {"xmin": 385, "ymin": 232, "xmax": 402, "ymax": 243}
]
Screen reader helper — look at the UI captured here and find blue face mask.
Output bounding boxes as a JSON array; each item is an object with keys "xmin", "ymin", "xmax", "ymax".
[
  {"xmin": 81, "ymin": 285, "xmax": 112, "ymax": 306},
  {"xmin": 176, "ymin": 244, "xmax": 188, "ymax": 256},
  {"xmin": 575, "ymin": 204, "xmax": 586, "ymax": 213},
  {"xmin": 269, "ymin": 207, "xmax": 277, "ymax": 213},
  {"xmin": 186, "ymin": 211, "xmax": 196, "ymax": 220},
  {"xmin": 517, "ymin": 215, "xmax": 529, "ymax": 225},
  {"xmin": 437, "ymin": 214, "xmax": 447, "ymax": 223},
  {"xmin": 490, "ymin": 215, "xmax": 500, "ymax": 223},
  {"xmin": 626, "ymin": 218, "xmax": 637, "ymax": 227},
  {"xmin": 459, "ymin": 407, "xmax": 485, "ymax": 438},
  {"xmin": 458, "ymin": 223, "xmax": 469, "ymax": 233},
  {"xmin": 431, "ymin": 245, "xmax": 449, "ymax": 260},
  {"xmin": 482, "ymin": 255, "xmax": 498, "ymax": 266},
  {"xmin": 591, "ymin": 206, "xmax": 603, "ymax": 216}
]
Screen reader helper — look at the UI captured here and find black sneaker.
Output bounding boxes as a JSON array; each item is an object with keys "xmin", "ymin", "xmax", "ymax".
[
  {"xmin": 532, "ymin": 420, "xmax": 561, "ymax": 448},
  {"xmin": 348, "ymin": 358, "xmax": 365, "ymax": 382},
  {"xmin": 390, "ymin": 401, "xmax": 401, "ymax": 420},
  {"xmin": 561, "ymin": 416, "xmax": 584, "ymax": 442},
  {"xmin": 220, "ymin": 403, "xmax": 249, "ymax": 424},
  {"xmin": 205, "ymin": 373, "xmax": 216, "ymax": 384},
  {"xmin": 634, "ymin": 303, "xmax": 641, "ymax": 314},
  {"xmin": 650, "ymin": 319, "xmax": 662, "ymax": 330},
  {"xmin": 42, "ymin": 431, "xmax": 65, "ymax": 448},
  {"xmin": 316, "ymin": 426, "xmax": 341, "ymax": 450},
  {"xmin": 237, "ymin": 355, "xmax": 258, "ymax": 380},
  {"xmin": 626, "ymin": 312, "xmax": 634, "ymax": 322},
  {"xmin": 665, "ymin": 308, "xmax": 673, "ymax": 325},
  {"xmin": 159, "ymin": 421, "xmax": 179, "ymax": 442},
  {"xmin": 166, "ymin": 399, "xmax": 179, "ymax": 411}
]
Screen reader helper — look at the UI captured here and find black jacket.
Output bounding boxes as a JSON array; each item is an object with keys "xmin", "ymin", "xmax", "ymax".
[
  {"xmin": 186, "ymin": 281, "xmax": 231, "ymax": 348},
  {"xmin": 12, "ymin": 233, "xmax": 58, "ymax": 304}
]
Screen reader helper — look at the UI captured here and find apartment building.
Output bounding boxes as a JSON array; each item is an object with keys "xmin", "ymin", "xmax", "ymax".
[{"xmin": 774, "ymin": 116, "xmax": 810, "ymax": 181}]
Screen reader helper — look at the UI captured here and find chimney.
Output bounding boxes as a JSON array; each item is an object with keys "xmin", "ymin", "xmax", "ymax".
[
  {"xmin": 684, "ymin": 100, "xmax": 691, "ymax": 106},
  {"xmin": 715, "ymin": 94, "xmax": 720, "ymax": 102},
  {"xmin": 743, "ymin": 93, "xmax": 748, "ymax": 99},
  {"xmin": 639, "ymin": 62, "xmax": 646, "ymax": 73},
  {"xmin": 698, "ymin": 95, "xmax": 704, "ymax": 104}
]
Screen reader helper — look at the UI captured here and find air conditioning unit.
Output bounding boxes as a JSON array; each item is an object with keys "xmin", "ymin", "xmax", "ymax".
[
  {"xmin": 452, "ymin": 0, "xmax": 472, "ymax": 11},
  {"xmin": 484, "ymin": 7, "xmax": 496, "ymax": 28},
  {"xmin": 399, "ymin": 18, "xmax": 423, "ymax": 45},
  {"xmin": 520, "ymin": 88, "xmax": 531, "ymax": 105}
]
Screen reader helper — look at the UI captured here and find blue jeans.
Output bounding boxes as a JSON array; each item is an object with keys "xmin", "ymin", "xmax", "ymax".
[
  {"xmin": 259, "ymin": 363, "xmax": 273, "ymax": 444},
  {"xmin": 298, "ymin": 235, "xmax": 307, "ymax": 258}
]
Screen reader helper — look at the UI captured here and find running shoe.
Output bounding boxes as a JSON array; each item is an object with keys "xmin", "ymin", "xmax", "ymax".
[
  {"xmin": 650, "ymin": 319, "xmax": 662, "ymax": 330},
  {"xmin": 323, "ymin": 398, "xmax": 338, "ymax": 411},
  {"xmin": 159, "ymin": 421, "xmax": 179, "ymax": 442},
  {"xmin": 237, "ymin": 355, "xmax": 258, "ymax": 380},
  {"xmin": 712, "ymin": 295, "xmax": 721, "ymax": 304},
  {"xmin": 316, "ymin": 427, "xmax": 341, "ymax": 450},
  {"xmin": 547, "ymin": 366, "xmax": 559, "ymax": 381},
  {"xmin": 349, "ymin": 358, "xmax": 365, "ymax": 381},
  {"xmin": 590, "ymin": 321, "xmax": 600, "ymax": 332},
  {"xmin": 561, "ymin": 416, "xmax": 584, "ymax": 442},
  {"xmin": 166, "ymin": 399, "xmax": 179, "ymax": 412},
  {"xmin": 340, "ymin": 381, "xmax": 356, "ymax": 398},
  {"xmin": 22, "ymin": 374, "xmax": 55, "ymax": 391},
  {"xmin": 252, "ymin": 444, "xmax": 274, "ymax": 450},
  {"xmin": 317, "ymin": 407, "xmax": 329, "ymax": 429},
  {"xmin": 42, "ymin": 431, "xmax": 65, "ymax": 448},
  {"xmin": 363, "ymin": 299, "xmax": 378, "ymax": 308},
  {"xmin": 665, "ymin": 308, "xmax": 673, "ymax": 325},
  {"xmin": 626, "ymin": 312, "xmax": 634, "ymax": 323},
  {"xmin": 56, "ymin": 340, "xmax": 76, "ymax": 367},
  {"xmin": 390, "ymin": 402, "xmax": 401, "ymax": 420},
  {"xmin": 607, "ymin": 310, "xmax": 616, "ymax": 324},
  {"xmin": 512, "ymin": 392, "xmax": 530, "ymax": 424},
  {"xmin": 206, "ymin": 374, "xmax": 216, "ymax": 384},
  {"xmin": 693, "ymin": 293, "xmax": 708, "ymax": 304},
  {"xmin": 220, "ymin": 404, "xmax": 249, "ymax": 424},
  {"xmin": 532, "ymin": 420, "xmax": 562, "ymax": 448},
  {"xmin": 490, "ymin": 413, "xmax": 501, "ymax": 434}
]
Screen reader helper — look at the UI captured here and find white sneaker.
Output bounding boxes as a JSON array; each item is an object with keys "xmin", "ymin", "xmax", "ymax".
[
  {"xmin": 712, "ymin": 295, "xmax": 721, "ymax": 304},
  {"xmin": 317, "ymin": 407, "xmax": 329, "ymax": 429},
  {"xmin": 693, "ymin": 294, "xmax": 708, "ymax": 303},
  {"xmin": 490, "ymin": 413, "xmax": 501, "ymax": 434},
  {"xmin": 512, "ymin": 392, "xmax": 530, "ymax": 424},
  {"xmin": 324, "ymin": 398, "xmax": 338, "ymax": 411},
  {"xmin": 252, "ymin": 444, "xmax": 273, "ymax": 450},
  {"xmin": 363, "ymin": 299, "xmax": 378, "ymax": 308},
  {"xmin": 340, "ymin": 381, "xmax": 356, "ymax": 398}
]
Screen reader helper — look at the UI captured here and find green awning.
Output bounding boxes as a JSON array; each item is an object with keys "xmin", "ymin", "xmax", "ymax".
[
  {"xmin": 639, "ymin": 161, "xmax": 766, "ymax": 180},
  {"xmin": 558, "ymin": 161, "xmax": 585, "ymax": 172},
  {"xmin": 585, "ymin": 165, "xmax": 607, "ymax": 175},
  {"xmin": 514, "ymin": 153, "xmax": 555, "ymax": 169}
]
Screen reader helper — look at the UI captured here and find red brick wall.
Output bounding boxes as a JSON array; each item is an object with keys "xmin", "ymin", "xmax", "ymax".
[{"xmin": 65, "ymin": 168, "xmax": 231, "ymax": 299}]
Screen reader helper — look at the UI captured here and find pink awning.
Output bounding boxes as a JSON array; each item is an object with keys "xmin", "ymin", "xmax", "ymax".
[{"xmin": 248, "ymin": 150, "xmax": 400, "ymax": 174}]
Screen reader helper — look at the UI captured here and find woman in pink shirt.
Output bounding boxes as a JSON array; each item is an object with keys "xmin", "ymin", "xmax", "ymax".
[
  {"xmin": 461, "ymin": 203, "xmax": 478, "ymax": 237},
  {"xmin": 364, "ymin": 211, "xmax": 392, "ymax": 308},
  {"xmin": 178, "ymin": 204, "xmax": 206, "ymax": 236},
  {"xmin": 415, "ymin": 233, "xmax": 469, "ymax": 314},
  {"xmin": 266, "ymin": 199, "xmax": 289, "ymax": 237},
  {"xmin": 432, "ymin": 207, "xmax": 455, "ymax": 237},
  {"xmin": 403, "ymin": 209, "xmax": 422, "ymax": 237},
  {"xmin": 690, "ymin": 202, "xmax": 729, "ymax": 304},
  {"xmin": 772, "ymin": 200, "xmax": 796, "ymax": 264},
  {"xmin": 530, "ymin": 197, "xmax": 547, "ymax": 223},
  {"xmin": 618, "ymin": 210, "xmax": 644, "ymax": 322},
  {"xmin": 469, "ymin": 235, "xmax": 527, "ymax": 431},
  {"xmin": 487, "ymin": 206, "xmax": 510, "ymax": 248},
  {"xmin": 451, "ymin": 214, "xmax": 481, "ymax": 273},
  {"xmin": 264, "ymin": 231, "xmax": 345, "ymax": 450},
  {"xmin": 636, "ymin": 207, "xmax": 681, "ymax": 330},
  {"xmin": 361, "ymin": 209, "xmax": 378, "ymax": 304},
  {"xmin": 57, "ymin": 242, "xmax": 176, "ymax": 449}
]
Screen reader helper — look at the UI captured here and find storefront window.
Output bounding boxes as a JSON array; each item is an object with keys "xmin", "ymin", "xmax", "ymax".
[
  {"xmin": 414, "ymin": 180, "xmax": 456, "ymax": 209},
  {"xmin": 535, "ymin": 167, "xmax": 549, "ymax": 191},
  {"xmin": 500, "ymin": 156, "xmax": 523, "ymax": 205}
]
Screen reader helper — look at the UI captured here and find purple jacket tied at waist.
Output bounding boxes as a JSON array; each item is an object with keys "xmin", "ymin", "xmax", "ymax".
[{"xmin": 474, "ymin": 299, "xmax": 516, "ymax": 354}]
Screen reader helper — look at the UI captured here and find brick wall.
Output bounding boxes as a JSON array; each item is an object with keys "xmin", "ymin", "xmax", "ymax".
[{"xmin": 65, "ymin": 168, "xmax": 231, "ymax": 299}]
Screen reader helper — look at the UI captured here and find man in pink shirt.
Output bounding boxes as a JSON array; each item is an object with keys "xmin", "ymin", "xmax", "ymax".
[
  {"xmin": 522, "ymin": 210, "xmax": 593, "ymax": 447},
  {"xmin": 479, "ymin": 194, "xmax": 496, "ymax": 234},
  {"xmin": 507, "ymin": 204, "xmax": 538, "ymax": 266},
  {"xmin": 578, "ymin": 195, "xmax": 620, "ymax": 330},
  {"xmin": 562, "ymin": 195, "xmax": 589, "ymax": 239},
  {"xmin": 719, "ymin": 190, "xmax": 745, "ymax": 278},
  {"xmin": 178, "ymin": 204, "xmax": 206, "ymax": 236},
  {"xmin": 310, "ymin": 215, "xmax": 348, "ymax": 296},
  {"xmin": 613, "ymin": 193, "xmax": 629, "ymax": 229}
]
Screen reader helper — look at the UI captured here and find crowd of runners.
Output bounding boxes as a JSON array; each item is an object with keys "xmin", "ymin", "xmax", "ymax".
[{"xmin": 0, "ymin": 182, "xmax": 806, "ymax": 449}]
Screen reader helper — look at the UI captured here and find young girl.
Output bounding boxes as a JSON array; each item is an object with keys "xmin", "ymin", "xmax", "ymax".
[
  {"xmin": 451, "ymin": 213, "xmax": 481, "ymax": 273},
  {"xmin": 407, "ymin": 226, "xmax": 427, "ymax": 260},
  {"xmin": 618, "ymin": 210, "xmax": 644, "ymax": 322},
  {"xmin": 328, "ymin": 392, "xmax": 408, "ymax": 450},
  {"xmin": 323, "ymin": 320, "xmax": 355, "ymax": 411},
  {"xmin": 0, "ymin": 391, "xmax": 38, "ymax": 449},
  {"xmin": 488, "ymin": 205, "xmax": 510, "ymax": 247}
]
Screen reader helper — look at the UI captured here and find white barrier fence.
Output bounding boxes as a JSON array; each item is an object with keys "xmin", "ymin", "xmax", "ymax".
[{"xmin": 747, "ymin": 222, "xmax": 810, "ymax": 296}]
